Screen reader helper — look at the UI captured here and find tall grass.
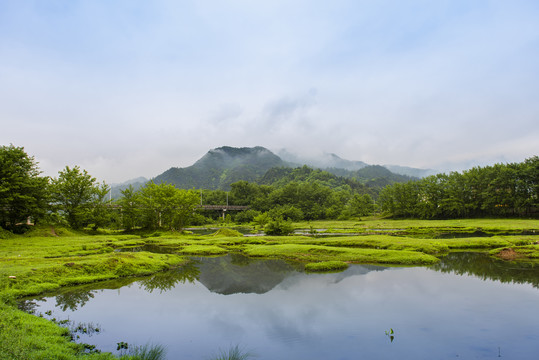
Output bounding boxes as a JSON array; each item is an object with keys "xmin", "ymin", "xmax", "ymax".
[
  {"xmin": 120, "ymin": 343, "xmax": 167, "ymax": 360},
  {"xmin": 211, "ymin": 345, "xmax": 255, "ymax": 360}
]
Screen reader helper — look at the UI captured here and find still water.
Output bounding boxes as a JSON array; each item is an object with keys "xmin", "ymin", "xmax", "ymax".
[{"xmin": 21, "ymin": 253, "xmax": 539, "ymax": 359}]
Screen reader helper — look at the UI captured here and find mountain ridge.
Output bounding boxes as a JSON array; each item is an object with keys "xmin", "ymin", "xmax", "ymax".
[{"xmin": 111, "ymin": 146, "xmax": 428, "ymax": 195}]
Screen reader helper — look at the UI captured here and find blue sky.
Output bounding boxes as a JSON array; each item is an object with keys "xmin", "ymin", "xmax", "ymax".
[{"xmin": 1, "ymin": 0, "xmax": 538, "ymax": 182}]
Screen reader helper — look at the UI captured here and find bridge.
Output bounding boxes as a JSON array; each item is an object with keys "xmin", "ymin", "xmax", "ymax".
[
  {"xmin": 105, "ymin": 204, "xmax": 249, "ymax": 220},
  {"xmin": 197, "ymin": 205, "xmax": 250, "ymax": 219}
]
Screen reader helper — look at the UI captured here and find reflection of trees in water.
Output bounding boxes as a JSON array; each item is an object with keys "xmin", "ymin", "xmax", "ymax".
[
  {"xmin": 430, "ymin": 252, "xmax": 539, "ymax": 288},
  {"xmin": 51, "ymin": 277, "xmax": 137, "ymax": 311},
  {"xmin": 18, "ymin": 298, "xmax": 41, "ymax": 314},
  {"xmin": 230, "ymin": 252, "xmax": 254, "ymax": 266},
  {"xmin": 20, "ymin": 263, "xmax": 200, "ymax": 312},
  {"xmin": 137, "ymin": 262, "xmax": 200, "ymax": 293},
  {"xmin": 56, "ymin": 291, "xmax": 96, "ymax": 311}
]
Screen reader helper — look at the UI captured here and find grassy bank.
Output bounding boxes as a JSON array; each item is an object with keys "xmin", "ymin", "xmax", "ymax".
[
  {"xmin": 0, "ymin": 229, "xmax": 187, "ymax": 359},
  {"xmin": 1, "ymin": 219, "xmax": 538, "ymax": 359},
  {"xmin": 293, "ymin": 218, "xmax": 539, "ymax": 236}
]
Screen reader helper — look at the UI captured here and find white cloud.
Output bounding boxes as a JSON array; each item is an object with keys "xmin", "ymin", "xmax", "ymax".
[{"xmin": 1, "ymin": 0, "xmax": 538, "ymax": 182}]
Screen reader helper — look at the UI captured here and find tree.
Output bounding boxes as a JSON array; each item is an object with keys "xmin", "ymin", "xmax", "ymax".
[
  {"xmin": 264, "ymin": 216, "xmax": 294, "ymax": 236},
  {"xmin": 117, "ymin": 185, "xmax": 142, "ymax": 231},
  {"xmin": 51, "ymin": 166, "xmax": 110, "ymax": 229},
  {"xmin": 137, "ymin": 182, "xmax": 199, "ymax": 230},
  {"xmin": 348, "ymin": 194, "xmax": 375, "ymax": 217},
  {"xmin": 377, "ymin": 157, "xmax": 538, "ymax": 219},
  {"xmin": 0, "ymin": 145, "xmax": 49, "ymax": 230},
  {"xmin": 90, "ymin": 182, "xmax": 113, "ymax": 230}
]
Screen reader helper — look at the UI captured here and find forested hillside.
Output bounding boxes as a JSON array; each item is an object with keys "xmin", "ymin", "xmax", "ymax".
[
  {"xmin": 378, "ymin": 156, "xmax": 539, "ymax": 218},
  {"xmin": 1, "ymin": 144, "xmax": 537, "ymax": 236},
  {"xmin": 152, "ymin": 146, "xmax": 286, "ymax": 190},
  {"xmin": 148, "ymin": 146, "xmax": 414, "ymax": 192}
]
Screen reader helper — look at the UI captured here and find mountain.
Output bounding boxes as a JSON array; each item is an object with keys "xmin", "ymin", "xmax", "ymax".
[
  {"xmin": 383, "ymin": 165, "xmax": 435, "ymax": 178},
  {"xmin": 152, "ymin": 146, "xmax": 286, "ymax": 190},
  {"xmin": 277, "ymin": 149, "xmax": 368, "ymax": 171},
  {"xmin": 110, "ymin": 177, "xmax": 148, "ymax": 199},
  {"xmin": 114, "ymin": 146, "xmax": 422, "ymax": 195},
  {"xmin": 277, "ymin": 149, "xmax": 431, "ymax": 178}
]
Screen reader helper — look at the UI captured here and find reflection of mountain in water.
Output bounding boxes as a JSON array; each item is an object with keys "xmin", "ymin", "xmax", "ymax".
[
  {"xmin": 195, "ymin": 254, "xmax": 386, "ymax": 295},
  {"xmin": 195, "ymin": 254, "xmax": 297, "ymax": 294},
  {"xmin": 329, "ymin": 263, "xmax": 386, "ymax": 282},
  {"xmin": 430, "ymin": 252, "xmax": 539, "ymax": 288}
]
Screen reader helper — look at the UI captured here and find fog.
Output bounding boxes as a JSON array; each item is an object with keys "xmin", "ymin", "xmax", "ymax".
[{"xmin": 1, "ymin": 1, "xmax": 538, "ymax": 182}]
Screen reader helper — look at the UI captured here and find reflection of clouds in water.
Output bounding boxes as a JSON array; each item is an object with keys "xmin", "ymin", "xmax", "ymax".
[{"xmin": 22, "ymin": 261, "xmax": 539, "ymax": 360}]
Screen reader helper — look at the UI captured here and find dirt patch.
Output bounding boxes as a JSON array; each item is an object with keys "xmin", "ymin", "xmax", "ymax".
[
  {"xmin": 496, "ymin": 248, "xmax": 520, "ymax": 261},
  {"xmin": 50, "ymin": 226, "xmax": 58, "ymax": 237}
]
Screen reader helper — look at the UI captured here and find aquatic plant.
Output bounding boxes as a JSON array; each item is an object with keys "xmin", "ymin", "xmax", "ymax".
[
  {"xmin": 385, "ymin": 328, "xmax": 395, "ymax": 342},
  {"xmin": 211, "ymin": 345, "xmax": 255, "ymax": 360},
  {"xmin": 120, "ymin": 343, "xmax": 167, "ymax": 360}
]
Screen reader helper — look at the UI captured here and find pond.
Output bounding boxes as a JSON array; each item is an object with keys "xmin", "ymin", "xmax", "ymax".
[{"xmin": 20, "ymin": 253, "xmax": 539, "ymax": 360}]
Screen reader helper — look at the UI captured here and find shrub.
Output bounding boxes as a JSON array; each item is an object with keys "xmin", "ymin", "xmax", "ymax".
[
  {"xmin": 264, "ymin": 216, "xmax": 294, "ymax": 236},
  {"xmin": 234, "ymin": 210, "xmax": 261, "ymax": 224}
]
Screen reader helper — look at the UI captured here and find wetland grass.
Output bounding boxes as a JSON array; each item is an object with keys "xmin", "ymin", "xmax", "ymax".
[
  {"xmin": 304, "ymin": 261, "xmax": 349, "ymax": 272},
  {"xmin": 211, "ymin": 345, "xmax": 255, "ymax": 360},
  {"xmin": 1, "ymin": 219, "xmax": 538, "ymax": 359},
  {"xmin": 241, "ymin": 243, "xmax": 440, "ymax": 265}
]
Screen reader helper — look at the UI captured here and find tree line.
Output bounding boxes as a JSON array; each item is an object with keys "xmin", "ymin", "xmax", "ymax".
[
  {"xmin": 2, "ymin": 144, "xmax": 536, "ymax": 234},
  {"xmin": 0, "ymin": 145, "xmax": 376, "ymax": 232},
  {"xmin": 378, "ymin": 157, "xmax": 538, "ymax": 218}
]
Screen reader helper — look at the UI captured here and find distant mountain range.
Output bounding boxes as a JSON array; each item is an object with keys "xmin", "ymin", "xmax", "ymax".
[
  {"xmin": 277, "ymin": 149, "xmax": 434, "ymax": 178},
  {"xmin": 110, "ymin": 146, "xmax": 433, "ymax": 196},
  {"xmin": 277, "ymin": 149, "xmax": 369, "ymax": 171}
]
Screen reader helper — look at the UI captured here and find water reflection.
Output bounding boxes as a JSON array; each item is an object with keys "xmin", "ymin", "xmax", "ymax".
[
  {"xmin": 195, "ymin": 254, "xmax": 297, "ymax": 294},
  {"xmin": 138, "ymin": 261, "xmax": 199, "ymax": 293},
  {"xmin": 19, "ymin": 253, "xmax": 539, "ymax": 360},
  {"xmin": 431, "ymin": 252, "xmax": 539, "ymax": 288},
  {"xmin": 20, "ymin": 263, "xmax": 201, "ymax": 313}
]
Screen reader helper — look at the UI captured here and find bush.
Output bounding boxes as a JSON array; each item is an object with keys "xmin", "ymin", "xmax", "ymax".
[
  {"xmin": 269, "ymin": 205, "xmax": 304, "ymax": 221},
  {"xmin": 189, "ymin": 213, "xmax": 210, "ymax": 226},
  {"xmin": 234, "ymin": 210, "xmax": 261, "ymax": 224},
  {"xmin": 0, "ymin": 227, "xmax": 14, "ymax": 239},
  {"xmin": 264, "ymin": 216, "xmax": 294, "ymax": 236}
]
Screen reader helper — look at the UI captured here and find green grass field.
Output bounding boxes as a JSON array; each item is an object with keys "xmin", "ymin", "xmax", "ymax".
[{"xmin": 1, "ymin": 219, "xmax": 538, "ymax": 359}]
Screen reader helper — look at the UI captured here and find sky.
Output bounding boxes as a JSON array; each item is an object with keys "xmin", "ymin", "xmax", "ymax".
[{"xmin": 1, "ymin": 0, "xmax": 538, "ymax": 183}]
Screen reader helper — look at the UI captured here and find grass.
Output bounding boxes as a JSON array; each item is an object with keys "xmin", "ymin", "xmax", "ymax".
[
  {"xmin": 305, "ymin": 261, "xmax": 349, "ymax": 272},
  {"xmin": 293, "ymin": 218, "xmax": 539, "ymax": 235},
  {"xmin": 0, "ymin": 302, "xmax": 115, "ymax": 360},
  {"xmin": 212, "ymin": 228, "xmax": 244, "ymax": 237},
  {"xmin": 178, "ymin": 245, "xmax": 228, "ymax": 256},
  {"xmin": 0, "ymin": 219, "xmax": 538, "ymax": 359},
  {"xmin": 490, "ymin": 244, "xmax": 539, "ymax": 260},
  {"xmin": 241, "ymin": 243, "xmax": 440, "ymax": 265},
  {"xmin": 211, "ymin": 345, "xmax": 255, "ymax": 360},
  {"xmin": 0, "ymin": 229, "xmax": 187, "ymax": 359},
  {"xmin": 269, "ymin": 235, "xmax": 450, "ymax": 254},
  {"xmin": 119, "ymin": 343, "xmax": 167, "ymax": 360}
]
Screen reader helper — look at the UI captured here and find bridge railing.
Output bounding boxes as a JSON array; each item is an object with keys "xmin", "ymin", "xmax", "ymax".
[{"xmin": 197, "ymin": 205, "xmax": 250, "ymax": 211}]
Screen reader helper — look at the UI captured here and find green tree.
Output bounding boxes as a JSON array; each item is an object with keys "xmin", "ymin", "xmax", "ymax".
[
  {"xmin": 264, "ymin": 216, "xmax": 294, "ymax": 235},
  {"xmin": 51, "ymin": 166, "xmax": 109, "ymax": 229},
  {"xmin": 0, "ymin": 145, "xmax": 49, "ymax": 230},
  {"xmin": 138, "ymin": 182, "xmax": 199, "ymax": 230},
  {"xmin": 349, "ymin": 194, "xmax": 375, "ymax": 217},
  {"xmin": 117, "ymin": 185, "xmax": 141, "ymax": 230}
]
